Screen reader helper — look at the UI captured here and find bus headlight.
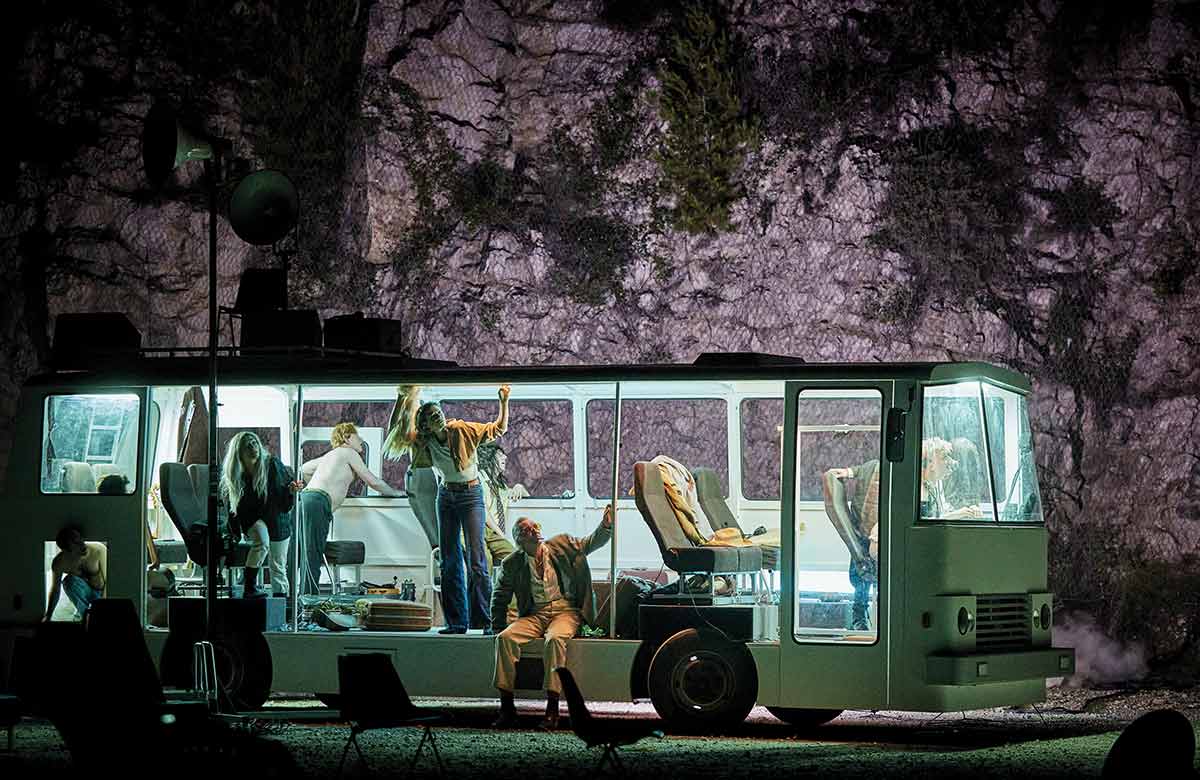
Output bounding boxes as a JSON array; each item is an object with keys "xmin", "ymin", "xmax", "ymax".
[{"xmin": 957, "ymin": 606, "xmax": 975, "ymax": 635}]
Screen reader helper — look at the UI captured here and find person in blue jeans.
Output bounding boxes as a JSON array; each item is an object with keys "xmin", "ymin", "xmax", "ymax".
[
  {"xmin": 44, "ymin": 526, "xmax": 106, "ymax": 621},
  {"xmin": 390, "ymin": 384, "xmax": 511, "ymax": 633}
]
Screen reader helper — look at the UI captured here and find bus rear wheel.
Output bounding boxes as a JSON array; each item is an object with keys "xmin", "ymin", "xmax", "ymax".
[
  {"xmin": 161, "ymin": 630, "xmax": 272, "ymax": 711},
  {"xmin": 766, "ymin": 706, "xmax": 843, "ymax": 729},
  {"xmin": 648, "ymin": 628, "xmax": 757, "ymax": 733}
]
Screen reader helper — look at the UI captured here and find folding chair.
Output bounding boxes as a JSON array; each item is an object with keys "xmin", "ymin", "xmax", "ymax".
[
  {"xmin": 337, "ymin": 653, "xmax": 448, "ymax": 778},
  {"xmin": 556, "ymin": 667, "xmax": 663, "ymax": 777}
]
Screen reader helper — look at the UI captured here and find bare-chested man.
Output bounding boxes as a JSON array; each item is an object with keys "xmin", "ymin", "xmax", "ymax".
[
  {"xmin": 298, "ymin": 422, "xmax": 402, "ymax": 595},
  {"xmin": 44, "ymin": 526, "xmax": 107, "ymax": 621}
]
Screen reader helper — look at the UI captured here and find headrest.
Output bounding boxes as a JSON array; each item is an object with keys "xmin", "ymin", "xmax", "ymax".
[
  {"xmin": 187, "ymin": 463, "xmax": 210, "ymax": 499},
  {"xmin": 692, "ymin": 468, "xmax": 721, "ymax": 499},
  {"xmin": 61, "ymin": 462, "xmax": 97, "ymax": 493},
  {"xmin": 159, "ymin": 462, "xmax": 202, "ymax": 531}
]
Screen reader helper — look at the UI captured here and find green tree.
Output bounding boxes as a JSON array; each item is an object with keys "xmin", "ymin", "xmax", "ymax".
[{"xmin": 656, "ymin": 2, "xmax": 757, "ymax": 234}]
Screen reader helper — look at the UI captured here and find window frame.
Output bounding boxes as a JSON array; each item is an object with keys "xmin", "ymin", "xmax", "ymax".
[{"xmin": 40, "ymin": 392, "xmax": 143, "ymax": 497}]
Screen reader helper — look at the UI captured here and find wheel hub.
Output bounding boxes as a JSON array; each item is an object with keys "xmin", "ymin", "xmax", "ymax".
[{"xmin": 671, "ymin": 650, "xmax": 734, "ymax": 712}]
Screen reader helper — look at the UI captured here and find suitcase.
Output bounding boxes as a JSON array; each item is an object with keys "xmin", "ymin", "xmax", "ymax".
[{"xmin": 594, "ymin": 576, "xmax": 655, "ymax": 639}]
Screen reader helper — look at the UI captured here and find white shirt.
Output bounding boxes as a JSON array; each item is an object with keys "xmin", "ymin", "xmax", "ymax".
[{"xmin": 426, "ymin": 435, "xmax": 479, "ymax": 483}]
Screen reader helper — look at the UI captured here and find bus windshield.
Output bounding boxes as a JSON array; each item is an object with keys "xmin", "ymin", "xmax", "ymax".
[{"xmin": 920, "ymin": 381, "xmax": 1043, "ymax": 524}]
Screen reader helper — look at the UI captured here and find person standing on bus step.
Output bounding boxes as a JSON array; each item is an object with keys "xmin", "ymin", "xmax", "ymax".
[
  {"xmin": 299, "ymin": 422, "xmax": 403, "ymax": 596},
  {"xmin": 221, "ymin": 431, "xmax": 299, "ymax": 599},
  {"xmin": 44, "ymin": 525, "xmax": 107, "ymax": 620},
  {"xmin": 490, "ymin": 507, "xmax": 614, "ymax": 730},
  {"xmin": 390, "ymin": 385, "xmax": 511, "ymax": 634},
  {"xmin": 822, "ymin": 460, "xmax": 879, "ymax": 632},
  {"xmin": 384, "ymin": 385, "xmax": 441, "ymax": 553}
]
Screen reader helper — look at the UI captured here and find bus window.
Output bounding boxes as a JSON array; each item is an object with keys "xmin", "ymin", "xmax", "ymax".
[
  {"xmin": 740, "ymin": 398, "xmax": 784, "ymax": 500},
  {"xmin": 794, "ymin": 389, "xmax": 881, "ymax": 643},
  {"xmin": 983, "ymin": 384, "xmax": 1044, "ymax": 523},
  {"xmin": 440, "ymin": 399, "xmax": 574, "ymax": 498},
  {"xmin": 41, "ymin": 394, "xmax": 140, "ymax": 495},
  {"xmin": 586, "ymin": 398, "xmax": 728, "ymax": 499},
  {"xmin": 919, "ymin": 383, "xmax": 996, "ymax": 522}
]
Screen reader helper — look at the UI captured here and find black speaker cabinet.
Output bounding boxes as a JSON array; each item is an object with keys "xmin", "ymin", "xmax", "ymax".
[
  {"xmin": 240, "ymin": 309, "xmax": 321, "ymax": 350},
  {"xmin": 637, "ymin": 603, "xmax": 761, "ymax": 647},
  {"xmin": 52, "ymin": 312, "xmax": 142, "ymax": 366},
  {"xmin": 167, "ymin": 596, "xmax": 287, "ymax": 634},
  {"xmin": 324, "ymin": 313, "xmax": 405, "ymax": 354}
]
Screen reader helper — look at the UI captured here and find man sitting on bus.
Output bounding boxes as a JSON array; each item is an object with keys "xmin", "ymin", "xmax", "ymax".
[
  {"xmin": 822, "ymin": 461, "xmax": 879, "ymax": 632},
  {"xmin": 298, "ymin": 422, "xmax": 403, "ymax": 596},
  {"xmin": 44, "ymin": 526, "xmax": 107, "ymax": 621},
  {"xmin": 490, "ymin": 506, "xmax": 614, "ymax": 730}
]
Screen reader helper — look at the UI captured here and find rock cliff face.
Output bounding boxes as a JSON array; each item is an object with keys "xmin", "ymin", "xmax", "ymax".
[{"xmin": 4, "ymin": 1, "xmax": 1199, "ymax": 658}]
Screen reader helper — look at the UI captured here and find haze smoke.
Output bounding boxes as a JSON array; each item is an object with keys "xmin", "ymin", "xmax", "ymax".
[{"xmin": 1050, "ymin": 611, "xmax": 1149, "ymax": 687}]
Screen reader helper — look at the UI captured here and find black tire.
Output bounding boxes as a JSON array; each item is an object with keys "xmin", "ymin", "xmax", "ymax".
[
  {"xmin": 160, "ymin": 630, "xmax": 273, "ymax": 711},
  {"xmin": 647, "ymin": 628, "xmax": 757, "ymax": 732},
  {"xmin": 766, "ymin": 706, "xmax": 843, "ymax": 729}
]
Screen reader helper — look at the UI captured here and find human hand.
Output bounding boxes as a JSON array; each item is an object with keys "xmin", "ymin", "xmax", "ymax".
[
  {"xmin": 510, "ymin": 483, "xmax": 530, "ymax": 501},
  {"xmin": 498, "ymin": 384, "xmax": 511, "ymax": 402},
  {"xmin": 602, "ymin": 504, "xmax": 614, "ymax": 528},
  {"xmin": 290, "ymin": 480, "xmax": 304, "ymax": 494}
]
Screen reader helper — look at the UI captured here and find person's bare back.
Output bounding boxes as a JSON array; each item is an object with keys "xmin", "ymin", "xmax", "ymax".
[{"xmin": 302, "ymin": 445, "xmax": 399, "ymax": 510}]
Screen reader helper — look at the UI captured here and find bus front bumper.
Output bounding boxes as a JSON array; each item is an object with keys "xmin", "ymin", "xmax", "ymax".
[{"xmin": 927, "ymin": 647, "xmax": 1075, "ymax": 685}]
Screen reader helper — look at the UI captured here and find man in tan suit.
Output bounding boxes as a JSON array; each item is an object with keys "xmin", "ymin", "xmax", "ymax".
[{"xmin": 490, "ymin": 506, "xmax": 613, "ymax": 730}]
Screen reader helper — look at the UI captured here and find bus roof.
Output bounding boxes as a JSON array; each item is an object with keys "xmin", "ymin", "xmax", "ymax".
[{"xmin": 23, "ymin": 351, "xmax": 1033, "ymax": 393}]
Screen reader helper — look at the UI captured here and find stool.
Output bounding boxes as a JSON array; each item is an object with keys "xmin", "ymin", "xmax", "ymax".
[{"xmin": 324, "ymin": 540, "xmax": 366, "ymax": 595}]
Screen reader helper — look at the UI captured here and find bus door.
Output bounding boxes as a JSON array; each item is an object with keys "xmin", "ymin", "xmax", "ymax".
[{"xmin": 778, "ymin": 380, "xmax": 896, "ymax": 710}]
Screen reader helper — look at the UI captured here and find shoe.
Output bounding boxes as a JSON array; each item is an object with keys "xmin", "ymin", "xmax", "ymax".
[
  {"xmin": 538, "ymin": 713, "xmax": 559, "ymax": 731},
  {"xmin": 492, "ymin": 711, "xmax": 519, "ymax": 729},
  {"xmin": 438, "ymin": 626, "xmax": 467, "ymax": 635},
  {"xmin": 850, "ymin": 617, "xmax": 871, "ymax": 632}
]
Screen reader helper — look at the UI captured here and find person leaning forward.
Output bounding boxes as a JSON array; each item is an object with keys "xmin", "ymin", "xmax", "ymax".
[{"xmin": 490, "ymin": 506, "xmax": 614, "ymax": 730}]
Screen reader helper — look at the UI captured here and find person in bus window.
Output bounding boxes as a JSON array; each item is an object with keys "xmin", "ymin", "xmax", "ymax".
[
  {"xmin": 221, "ymin": 431, "xmax": 298, "ymax": 598},
  {"xmin": 919, "ymin": 437, "xmax": 983, "ymax": 520},
  {"xmin": 44, "ymin": 526, "xmax": 107, "ymax": 621},
  {"xmin": 490, "ymin": 506, "xmax": 614, "ymax": 730},
  {"xmin": 299, "ymin": 422, "xmax": 403, "ymax": 596},
  {"xmin": 389, "ymin": 386, "xmax": 511, "ymax": 634},
  {"xmin": 384, "ymin": 385, "xmax": 441, "ymax": 552},
  {"xmin": 477, "ymin": 442, "xmax": 529, "ymax": 567},
  {"xmin": 822, "ymin": 461, "xmax": 879, "ymax": 632}
]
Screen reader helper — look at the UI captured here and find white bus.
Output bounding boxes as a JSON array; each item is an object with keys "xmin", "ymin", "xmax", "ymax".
[{"xmin": 0, "ymin": 335, "xmax": 1074, "ymax": 731}]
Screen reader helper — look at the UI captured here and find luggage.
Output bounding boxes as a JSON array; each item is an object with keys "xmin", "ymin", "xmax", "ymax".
[
  {"xmin": 594, "ymin": 575, "xmax": 656, "ymax": 639},
  {"xmin": 364, "ymin": 600, "xmax": 434, "ymax": 632}
]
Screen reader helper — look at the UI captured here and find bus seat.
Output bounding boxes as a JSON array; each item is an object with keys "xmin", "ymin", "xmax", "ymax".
[
  {"xmin": 186, "ymin": 464, "xmax": 250, "ymax": 568},
  {"xmin": 159, "ymin": 463, "xmax": 251, "ymax": 570},
  {"xmin": 693, "ymin": 468, "xmax": 779, "ymax": 571},
  {"xmin": 632, "ymin": 461, "xmax": 751, "ymax": 575},
  {"xmin": 60, "ymin": 462, "xmax": 97, "ymax": 493}
]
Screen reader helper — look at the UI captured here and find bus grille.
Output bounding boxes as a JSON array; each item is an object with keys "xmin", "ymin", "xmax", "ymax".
[{"xmin": 975, "ymin": 595, "xmax": 1030, "ymax": 651}]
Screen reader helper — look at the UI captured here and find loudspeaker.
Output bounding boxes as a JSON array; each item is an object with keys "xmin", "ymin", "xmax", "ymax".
[
  {"xmin": 233, "ymin": 268, "xmax": 288, "ymax": 313},
  {"xmin": 167, "ymin": 596, "xmax": 286, "ymax": 634},
  {"xmin": 324, "ymin": 313, "xmax": 405, "ymax": 354},
  {"xmin": 638, "ymin": 603, "xmax": 760, "ymax": 646},
  {"xmin": 240, "ymin": 309, "xmax": 321, "ymax": 350},
  {"xmin": 52, "ymin": 312, "xmax": 142, "ymax": 367}
]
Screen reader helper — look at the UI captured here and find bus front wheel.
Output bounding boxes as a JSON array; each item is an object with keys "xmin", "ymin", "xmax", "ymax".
[
  {"xmin": 766, "ymin": 706, "xmax": 843, "ymax": 729},
  {"xmin": 648, "ymin": 628, "xmax": 757, "ymax": 732}
]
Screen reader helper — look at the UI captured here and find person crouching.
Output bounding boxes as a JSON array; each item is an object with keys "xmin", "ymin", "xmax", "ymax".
[{"xmin": 490, "ymin": 507, "xmax": 613, "ymax": 730}]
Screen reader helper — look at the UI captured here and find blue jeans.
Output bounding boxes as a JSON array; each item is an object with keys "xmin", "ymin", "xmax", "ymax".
[
  {"xmin": 299, "ymin": 490, "xmax": 334, "ymax": 596},
  {"xmin": 62, "ymin": 574, "xmax": 102, "ymax": 617},
  {"xmin": 437, "ymin": 484, "xmax": 490, "ymax": 630},
  {"xmin": 848, "ymin": 561, "xmax": 873, "ymax": 624}
]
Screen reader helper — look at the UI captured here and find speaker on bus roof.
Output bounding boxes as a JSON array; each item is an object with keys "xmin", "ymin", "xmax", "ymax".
[
  {"xmin": 52, "ymin": 313, "xmax": 142, "ymax": 367},
  {"xmin": 240, "ymin": 309, "xmax": 322, "ymax": 350},
  {"xmin": 324, "ymin": 312, "xmax": 405, "ymax": 354}
]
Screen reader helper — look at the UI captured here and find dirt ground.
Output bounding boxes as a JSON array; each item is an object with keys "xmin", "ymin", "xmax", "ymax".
[{"xmin": 3, "ymin": 684, "xmax": 1198, "ymax": 779}]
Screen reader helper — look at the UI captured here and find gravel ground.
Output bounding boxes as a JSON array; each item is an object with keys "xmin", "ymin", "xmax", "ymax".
[{"xmin": 3, "ymin": 685, "xmax": 1198, "ymax": 779}]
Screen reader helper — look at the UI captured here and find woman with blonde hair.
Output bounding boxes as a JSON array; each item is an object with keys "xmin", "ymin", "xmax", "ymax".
[{"xmin": 221, "ymin": 431, "xmax": 296, "ymax": 598}]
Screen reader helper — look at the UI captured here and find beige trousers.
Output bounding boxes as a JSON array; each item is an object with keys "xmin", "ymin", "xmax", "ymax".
[
  {"xmin": 245, "ymin": 520, "xmax": 290, "ymax": 594},
  {"xmin": 493, "ymin": 602, "xmax": 583, "ymax": 695}
]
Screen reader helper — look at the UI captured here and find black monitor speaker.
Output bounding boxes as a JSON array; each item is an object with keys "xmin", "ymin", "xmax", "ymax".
[
  {"xmin": 52, "ymin": 313, "xmax": 142, "ymax": 367},
  {"xmin": 233, "ymin": 268, "xmax": 288, "ymax": 313},
  {"xmin": 240, "ymin": 309, "xmax": 322, "ymax": 350},
  {"xmin": 324, "ymin": 313, "xmax": 405, "ymax": 354}
]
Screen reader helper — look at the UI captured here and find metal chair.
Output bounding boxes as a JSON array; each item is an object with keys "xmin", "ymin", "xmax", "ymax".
[
  {"xmin": 336, "ymin": 653, "xmax": 447, "ymax": 779},
  {"xmin": 555, "ymin": 666, "xmax": 663, "ymax": 776}
]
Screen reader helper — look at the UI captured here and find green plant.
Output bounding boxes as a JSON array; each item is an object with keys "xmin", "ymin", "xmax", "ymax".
[{"xmin": 655, "ymin": 2, "xmax": 758, "ymax": 234}]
